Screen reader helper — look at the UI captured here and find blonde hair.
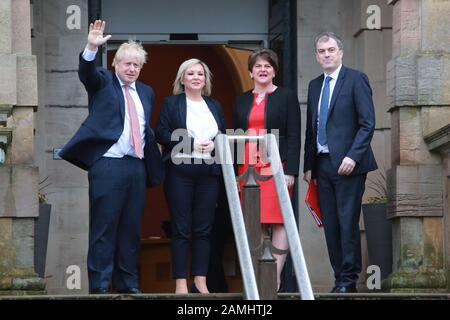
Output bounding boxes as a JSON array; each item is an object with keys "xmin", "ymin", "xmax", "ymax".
[
  {"xmin": 173, "ymin": 58, "xmax": 212, "ymax": 96},
  {"xmin": 112, "ymin": 40, "xmax": 147, "ymax": 67}
]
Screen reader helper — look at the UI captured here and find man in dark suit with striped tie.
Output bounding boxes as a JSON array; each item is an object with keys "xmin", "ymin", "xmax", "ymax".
[
  {"xmin": 303, "ymin": 32, "xmax": 377, "ymax": 293},
  {"xmin": 60, "ymin": 20, "xmax": 163, "ymax": 294}
]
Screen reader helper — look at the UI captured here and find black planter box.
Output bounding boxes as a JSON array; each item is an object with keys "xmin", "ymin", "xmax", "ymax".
[
  {"xmin": 362, "ymin": 203, "xmax": 392, "ymax": 281},
  {"xmin": 35, "ymin": 203, "xmax": 51, "ymax": 278}
]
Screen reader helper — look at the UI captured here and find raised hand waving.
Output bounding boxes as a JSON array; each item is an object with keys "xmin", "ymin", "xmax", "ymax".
[{"xmin": 87, "ymin": 20, "xmax": 112, "ymax": 51}]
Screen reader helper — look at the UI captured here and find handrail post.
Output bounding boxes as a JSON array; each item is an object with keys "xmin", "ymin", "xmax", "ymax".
[
  {"xmin": 239, "ymin": 165, "xmax": 278, "ymax": 299},
  {"xmin": 240, "ymin": 165, "xmax": 262, "ymax": 283}
]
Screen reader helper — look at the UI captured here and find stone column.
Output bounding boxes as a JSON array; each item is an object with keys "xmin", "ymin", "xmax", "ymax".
[
  {"xmin": 0, "ymin": 0, "xmax": 44, "ymax": 294},
  {"xmin": 385, "ymin": 0, "xmax": 450, "ymax": 292}
]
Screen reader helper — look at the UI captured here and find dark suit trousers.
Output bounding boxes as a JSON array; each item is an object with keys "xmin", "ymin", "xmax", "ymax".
[
  {"xmin": 164, "ymin": 161, "xmax": 220, "ymax": 279},
  {"xmin": 87, "ymin": 156, "xmax": 146, "ymax": 291},
  {"xmin": 316, "ymin": 154, "xmax": 366, "ymax": 287}
]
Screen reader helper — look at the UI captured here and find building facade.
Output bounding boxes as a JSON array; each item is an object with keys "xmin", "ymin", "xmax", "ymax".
[{"xmin": 0, "ymin": 0, "xmax": 448, "ymax": 295}]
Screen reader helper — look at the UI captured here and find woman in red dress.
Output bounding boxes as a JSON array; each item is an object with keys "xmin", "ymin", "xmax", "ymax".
[{"xmin": 233, "ymin": 49, "xmax": 301, "ymax": 291}]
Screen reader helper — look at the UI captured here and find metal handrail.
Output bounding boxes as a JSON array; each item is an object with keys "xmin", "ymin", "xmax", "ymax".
[
  {"xmin": 216, "ymin": 133, "xmax": 314, "ymax": 300},
  {"xmin": 215, "ymin": 134, "xmax": 260, "ymax": 300},
  {"xmin": 264, "ymin": 133, "xmax": 314, "ymax": 300}
]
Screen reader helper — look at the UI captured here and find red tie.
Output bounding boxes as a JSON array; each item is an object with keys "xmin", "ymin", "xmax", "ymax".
[{"xmin": 124, "ymin": 85, "xmax": 144, "ymax": 159}]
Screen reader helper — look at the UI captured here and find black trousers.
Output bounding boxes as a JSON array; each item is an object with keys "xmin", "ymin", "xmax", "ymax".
[
  {"xmin": 87, "ymin": 156, "xmax": 146, "ymax": 291},
  {"xmin": 316, "ymin": 154, "xmax": 366, "ymax": 287},
  {"xmin": 164, "ymin": 161, "xmax": 220, "ymax": 279}
]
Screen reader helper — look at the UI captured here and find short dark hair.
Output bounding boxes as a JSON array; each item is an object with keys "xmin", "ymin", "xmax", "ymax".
[
  {"xmin": 314, "ymin": 32, "xmax": 344, "ymax": 51},
  {"xmin": 248, "ymin": 49, "xmax": 279, "ymax": 74}
]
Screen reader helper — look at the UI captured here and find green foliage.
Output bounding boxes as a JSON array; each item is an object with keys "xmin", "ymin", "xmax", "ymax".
[
  {"xmin": 38, "ymin": 192, "xmax": 47, "ymax": 204},
  {"xmin": 38, "ymin": 176, "xmax": 50, "ymax": 204},
  {"xmin": 365, "ymin": 195, "xmax": 387, "ymax": 204}
]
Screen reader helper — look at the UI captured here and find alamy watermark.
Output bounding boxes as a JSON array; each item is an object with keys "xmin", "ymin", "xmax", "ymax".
[
  {"xmin": 66, "ymin": 265, "xmax": 81, "ymax": 290},
  {"xmin": 366, "ymin": 265, "xmax": 381, "ymax": 290},
  {"xmin": 366, "ymin": 5, "xmax": 381, "ymax": 29},
  {"xmin": 168, "ymin": 128, "xmax": 281, "ymax": 169},
  {"xmin": 66, "ymin": 5, "xmax": 81, "ymax": 30}
]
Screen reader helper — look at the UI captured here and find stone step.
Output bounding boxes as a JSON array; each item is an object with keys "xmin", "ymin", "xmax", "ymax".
[{"xmin": 1, "ymin": 292, "xmax": 450, "ymax": 300}]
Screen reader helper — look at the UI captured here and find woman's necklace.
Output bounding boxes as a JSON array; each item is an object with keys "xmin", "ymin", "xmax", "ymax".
[{"xmin": 254, "ymin": 85, "xmax": 277, "ymax": 104}]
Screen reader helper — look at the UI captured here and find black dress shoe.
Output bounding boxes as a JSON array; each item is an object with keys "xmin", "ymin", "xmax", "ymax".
[
  {"xmin": 334, "ymin": 285, "xmax": 357, "ymax": 293},
  {"xmin": 90, "ymin": 288, "xmax": 108, "ymax": 294},
  {"xmin": 117, "ymin": 288, "xmax": 143, "ymax": 294}
]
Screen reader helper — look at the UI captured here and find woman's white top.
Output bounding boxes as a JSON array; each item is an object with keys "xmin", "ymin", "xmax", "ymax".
[{"xmin": 175, "ymin": 97, "xmax": 219, "ymax": 159}]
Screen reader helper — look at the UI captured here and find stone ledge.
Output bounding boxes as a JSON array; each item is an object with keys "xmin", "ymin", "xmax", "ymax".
[
  {"xmin": 387, "ymin": 54, "xmax": 450, "ymax": 108},
  {"xmin": 0, "ymin": 292, "xmax": 450, "ymax": 300},
  {"xmin": 0, "ymin": 105, "xmax": 13, "ymax": 126},
  {"xmin": 387, "ymin": 165, "xmax": 443, "ymax": 218},
  {"xmin": 0, "ymin": 127, "xmax": 13, "ymax": 145},
  {"xmin": 0, "ymin": 290, "xmax": 46, "ymax": 296},
  {"xmin": 0, "ymin": 276, "xmax": 45, "ymax": 291},
  {"xmin": 384, "ymin": 270, "xmax": 447, "ymax": 293},
  {"xmin": 424, "ymin": 124, "xmax": 450, "ymax": 154},
  {"xmin": 12, "ymin": 277, "xmax": 46, "ymax": 291}
]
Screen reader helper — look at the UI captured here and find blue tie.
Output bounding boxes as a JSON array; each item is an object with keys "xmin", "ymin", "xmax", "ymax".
[{"xmin": 318, "ymin": 76, "xmax": 332, "ymax": 145}]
